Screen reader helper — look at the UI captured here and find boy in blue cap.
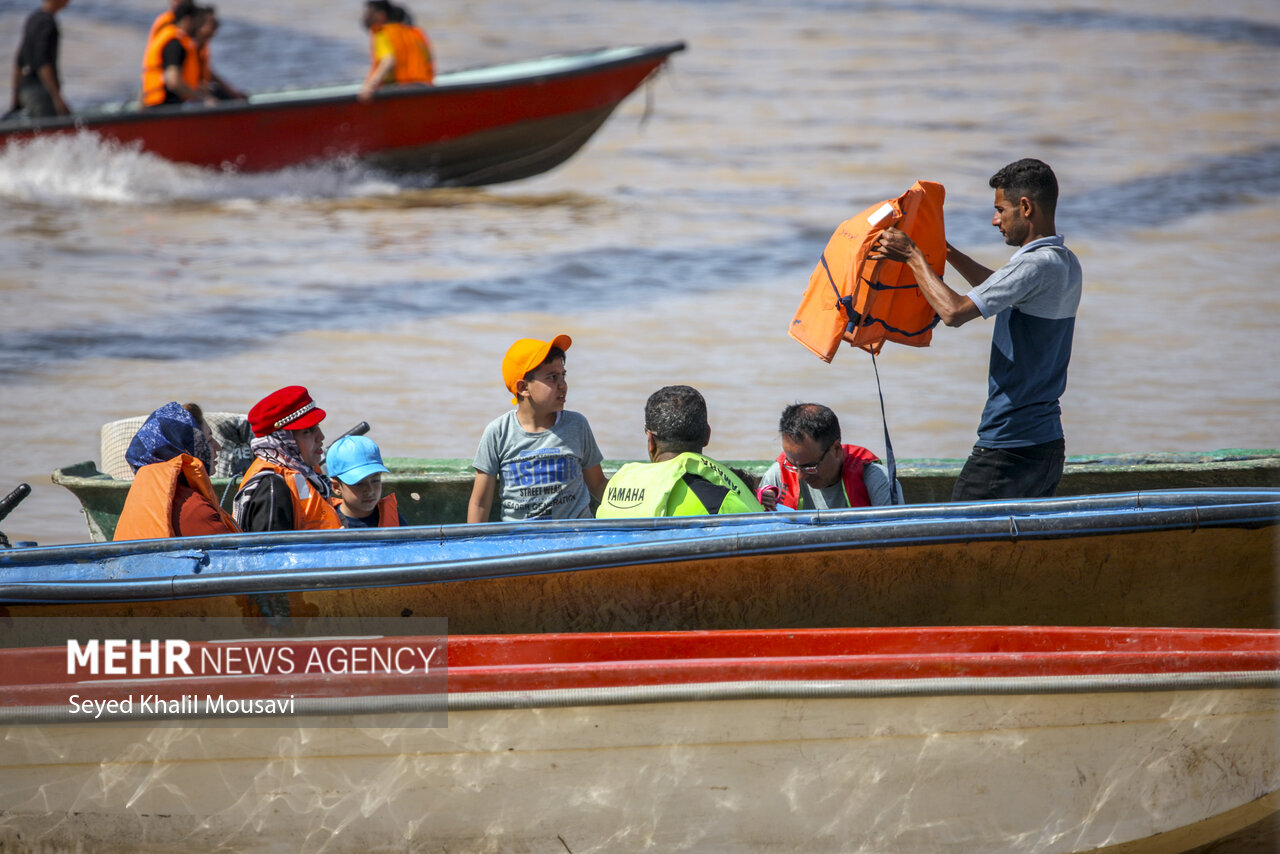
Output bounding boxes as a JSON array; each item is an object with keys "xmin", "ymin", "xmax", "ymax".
[{"xmin": 326, "ymin": 434, "xmax": 406, "ymax": 528}]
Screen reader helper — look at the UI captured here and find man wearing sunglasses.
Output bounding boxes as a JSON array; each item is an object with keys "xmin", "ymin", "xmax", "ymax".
[{"xmin": 759, "ymin": 403, "xmax": 901, "ymax": 511}]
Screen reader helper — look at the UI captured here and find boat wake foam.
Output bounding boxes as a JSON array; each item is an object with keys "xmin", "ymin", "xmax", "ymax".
[{"xmin": 0, "ymin": 132, "xmax": 406, "ymax": 206}]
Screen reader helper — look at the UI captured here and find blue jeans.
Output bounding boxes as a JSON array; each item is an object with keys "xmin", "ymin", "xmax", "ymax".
[{"xmin": 951, "ymin": 439, "xmax": 1066, "ymax": 501}]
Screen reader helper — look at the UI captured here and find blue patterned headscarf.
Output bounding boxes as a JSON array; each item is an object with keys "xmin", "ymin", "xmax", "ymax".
[{"xmin": 125, "ymin": 402, "xmax": 199, "ymax": 472}]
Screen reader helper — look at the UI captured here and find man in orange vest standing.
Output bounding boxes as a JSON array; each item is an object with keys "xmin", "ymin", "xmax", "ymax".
[
  {"xmin": 140, "ymin": 0, "xmax": 216, "ymax": 107},
  {"xmin": 758, "ymin": 403, "xmax": 901, "ymax": 511},
  {"xmin": 872, "ymin": 159, "xmax": 1083, "ymax": 501},
  {"xmin": 358, "ymin": 0, "xmax": 434, "ymax": 102},
  {"xmin": 9, "ymin": 0, "xmax": 72, "ymax": 119}
]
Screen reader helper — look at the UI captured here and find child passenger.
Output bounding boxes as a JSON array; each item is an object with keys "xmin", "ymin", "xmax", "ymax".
[
  {"xmin": 327, "ymin": 434, "xmax": 407, "ymax": 528},
  {"xmin": 467, "ymin": 334, "xmax": 608, "ymax": 522}
]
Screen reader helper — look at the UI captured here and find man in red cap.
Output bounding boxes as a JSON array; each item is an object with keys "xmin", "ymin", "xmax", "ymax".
[{"xmin": 232, "ymin": 386, "xmax": 342, "ymax": 532}]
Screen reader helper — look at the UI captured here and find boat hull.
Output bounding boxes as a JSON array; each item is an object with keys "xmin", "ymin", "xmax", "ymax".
[
  {"xmin": 50, "ymin": 450, "xmax": 1280, "ymax": 543},
  {"xmin": 0, "ymin": 44, "xmax": 684, "ymax": 182},
  {"xmin": 2, "ymin": 490, "xmax": 1277, "ymax": 631},
  {"xmin": 2, "ymin": 627, "xmax": 1277, "ymax": 853}
]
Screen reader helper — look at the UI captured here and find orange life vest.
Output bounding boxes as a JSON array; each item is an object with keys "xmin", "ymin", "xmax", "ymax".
[
  {"xmin": 790, "ymin": 180, "xmax": 947, "ymax": 359},
  {"xmin": 370, "ymin": 22, "xmax": 434, "ymax": 84},
  {"xmin": 141, "ymin": 23, "xmax": 201, "ymax": 107},
  {"xmin": 147, "ymin": 9, "xmax": 174, "ymax": 43},
  {"xmin": 775, "ymin": 444, "xmax": 880, "ymax": 510},
  {"xmin": 114, "ymin": 454, "xmax": 240, "ymax": 541},
  {"xmin": 330, "ymin": 492, "xmax": 402, "ymax": 527},
  {"xmin": 238, "ymin": 458, "xmax": 342, "ymax": 531}
]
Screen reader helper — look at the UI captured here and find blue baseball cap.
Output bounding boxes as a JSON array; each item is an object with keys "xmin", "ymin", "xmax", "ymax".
[{"xmin": 326, "ymin": 435, "xmax": 390, "ymax": 485}]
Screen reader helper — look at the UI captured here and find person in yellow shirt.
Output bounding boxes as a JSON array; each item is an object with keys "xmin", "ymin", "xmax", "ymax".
[{"xmin": 358, "ymin": 0, "xmax": 434, "ymax": 102}]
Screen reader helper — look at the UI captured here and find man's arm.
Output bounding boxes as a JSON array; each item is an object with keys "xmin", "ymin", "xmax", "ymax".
[
  {"xmin": 944, "ymin": 242, "xmax": 994, "ymax": 289},
  {"xmin": 359, "ymin": 55, "xmax": 395, "ymax": 101},
  {"xmin": 467, "ymin": 470, "xmax": 496, "ymax": 523},
  {"xmin": 871, "ymin": 227, "xmax": 982, "ymax": 328},
  {"xmin": 582, "ymin": 464, "xmax": 609, "ymax": 504},
  {"xmin": 35, "ymin": 63, "xmax": 68, "ymax": 115},
  {"xmin": 11, "ymin": 61, "xmax": 21, "ymax": 112}
]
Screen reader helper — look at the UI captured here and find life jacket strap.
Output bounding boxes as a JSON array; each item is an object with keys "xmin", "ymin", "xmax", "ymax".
[{"xmin": 870, "ymin": 351, "xmax": 902, "ymax": 506}]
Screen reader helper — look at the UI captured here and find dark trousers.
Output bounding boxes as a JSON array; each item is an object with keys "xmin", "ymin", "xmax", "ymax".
[
  {"xmin": 17, "ymin": 80, "xmax": 55, "ymax": 118},
  {"xmin": 951, "ymin": 439, "xmax": 1066, "ymax": 501}
]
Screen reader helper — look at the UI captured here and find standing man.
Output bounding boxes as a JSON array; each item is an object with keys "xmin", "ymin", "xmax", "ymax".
[
  {"xmin": 9, "ymin": 0, "xmax": 71, "ymax": 119},
  {"xmin": 872, "ymin": 158, "xmax": 1083, "ymax": 500}
]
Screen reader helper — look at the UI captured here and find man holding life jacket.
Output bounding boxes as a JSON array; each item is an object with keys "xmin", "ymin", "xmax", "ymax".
[
  {"xmin": 114, "ymin": 401, "xmax": 241, "ymax": 540},
  {"xmin": 596, "ymin": 385, "xmax": 763, "ymax": 518},
  {"xmin": 9, "ymin": 0, "xmax": 72, "ymax": 119},
  {"xmin": 327, "ymin": 434, "xmax": 407, "ymax": 528},
  {"xmin": 141, "ymin": 0, "xmax": 216, "ymax": 107},
  {"xmin": 358, "ymin": 0, "xmax": 434, "ymax": 102},
  {"xmin": 757, "ymin": 403, "xmax": 902, "ymax": 511},
  {"xmin": 871, "ymin": 158, "xmax": 1083, "ymax": 501},
  {"xmin": 232, "ymin": 386, "xmax": 342, "ymax": 532}
]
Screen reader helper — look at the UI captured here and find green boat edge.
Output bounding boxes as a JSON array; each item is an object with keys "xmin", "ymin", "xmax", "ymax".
[{"xmin": 49, "ymin": 449, "xmax": 1280, "ymax": 543}]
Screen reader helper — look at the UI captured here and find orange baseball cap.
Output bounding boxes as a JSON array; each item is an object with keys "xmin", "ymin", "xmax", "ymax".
[{"xmin": 502, "ymin": 334, "xmax": 571, "ymax": 404}]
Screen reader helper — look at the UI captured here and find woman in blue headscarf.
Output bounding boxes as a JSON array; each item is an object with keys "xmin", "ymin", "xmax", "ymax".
[{"xmin": 114, "ymin": 402, "xmax": 240, "ymax": 540}]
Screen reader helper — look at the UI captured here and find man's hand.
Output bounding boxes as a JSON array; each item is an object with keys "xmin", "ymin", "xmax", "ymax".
[{"xmin": 869, "ymin": 227, "xmax": 919, "ymax": 264}]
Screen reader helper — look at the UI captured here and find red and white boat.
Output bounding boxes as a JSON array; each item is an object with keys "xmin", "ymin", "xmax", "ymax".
[
  {"xmin": 0, "ymin": 43, "xmax": 684, "ymax": 183},
  {"xmin": 2, "ymin": 625, "xmax": 1276, "ymax": 852}
]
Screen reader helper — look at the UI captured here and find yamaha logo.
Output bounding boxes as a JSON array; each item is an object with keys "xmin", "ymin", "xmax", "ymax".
[{"xmin": 606, "ymin": 485, "xmax": 645, "ymax": 509}]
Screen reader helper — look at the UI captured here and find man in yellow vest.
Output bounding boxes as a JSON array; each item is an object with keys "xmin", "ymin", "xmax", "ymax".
[{"xmin": 596, "ymin": 385, "xmax": 762, "ymax": 518}]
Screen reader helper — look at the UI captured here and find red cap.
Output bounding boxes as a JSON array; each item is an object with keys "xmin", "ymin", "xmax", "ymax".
[{"xmin": 248, "ymin": 386, "xmax": 326, "ymax": 437}]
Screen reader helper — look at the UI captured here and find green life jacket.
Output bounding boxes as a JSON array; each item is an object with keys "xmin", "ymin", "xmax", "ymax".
[{"xmin": 596, "ymin": 452, "xmax": 763, "ymax": 518}]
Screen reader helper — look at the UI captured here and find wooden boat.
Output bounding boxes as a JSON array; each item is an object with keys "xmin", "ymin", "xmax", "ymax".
[
  {"xmin": 1, "ymin": 626, "xmax": 1276, "ymax": 852},
  {"xmin": 0, "ymin": 43, "xmax": 684, "ymax": 183},
  {"xmin": 49, "ymin": 448, "xmax": 1280, "ymax": 542},
  {"xmin": 2, "ymin": 489, "xmax": 1276, "ymax": 631}
]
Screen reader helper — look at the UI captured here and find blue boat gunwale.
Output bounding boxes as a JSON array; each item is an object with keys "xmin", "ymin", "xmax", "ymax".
[
  {"xmin": 0, "ymin": 42, "xmax": 688, "ymax": 136},
  {"xmin": 1, "ymin": 489, "xmax": 1276, "ymax": 605}
]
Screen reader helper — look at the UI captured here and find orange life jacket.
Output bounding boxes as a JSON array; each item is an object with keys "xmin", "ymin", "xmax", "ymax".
[
  {"xmin": 790, "ymin": 180, "xmax": 947, "ymax": 359},
  {"xmin": 330, "ymin": 492, "xmax": 402, "ymax": 527},
  {"xmin": 775, "ymin": 444, "xmax": 879, "ymax": 510},
  {"xmin": 370, "ymin": 22, "xmax": 435, "ymax": 84},
  {"xmin": 141, "ymin": 23, "xmax": 201, "ymax": 107},
  {"xmin": 147, "ymin": 9, "xmax": 174, "ymax": 43},
  {"xmin": 238, "ymin": 458, "xmax": 342, "ymax": 531},
  {"xmin": 114, "ymin": 455, "xmax": 240, "ymax": 541}
]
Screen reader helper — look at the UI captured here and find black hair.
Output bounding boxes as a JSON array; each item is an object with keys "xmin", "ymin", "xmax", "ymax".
[
  {"xmin": 365, "ymin": 0, "xmax": 393, "ymax": 15},
  {"xmin": 989, "ymin": 158, "xmax": 1058, "ymax": 217},
  {"xmin": 522, "ymin": 346, "xmax": 566, "ymax": 383},
  {"xmin": 645, "ymin": 385, "xmax": 708, "ymax": 454},
  {"xmin": 778, "ymin": 403, "xmax": 841, "ymax": 448},
  {"xmin": 173, "ymin": 0, "xmax": 199, "ymax": 21}
]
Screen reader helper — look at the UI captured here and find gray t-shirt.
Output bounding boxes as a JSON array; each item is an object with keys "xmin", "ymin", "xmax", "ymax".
[
  {"xmin": 760, "ymin": 459, "xmax": 900, "ymax": 509},
  {"xmin": 473, "ymin": 409, "xmax": 603, "ymax": 521}
]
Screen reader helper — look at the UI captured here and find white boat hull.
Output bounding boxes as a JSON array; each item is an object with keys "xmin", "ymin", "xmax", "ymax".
[{"xmin": 2, "ymin": 675, "xmax": 1276, "ymax": 853}]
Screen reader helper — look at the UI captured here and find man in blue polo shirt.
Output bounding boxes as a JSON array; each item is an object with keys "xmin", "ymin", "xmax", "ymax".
[{"xmin": 872, "ymin": 158, "xmax": 1083, "ymax": 500}]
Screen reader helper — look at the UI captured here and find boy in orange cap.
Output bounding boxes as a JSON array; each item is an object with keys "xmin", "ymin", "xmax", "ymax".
[{"xmin": 467, "ymin": 335, "xmax": 608, "ymax": 522}]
